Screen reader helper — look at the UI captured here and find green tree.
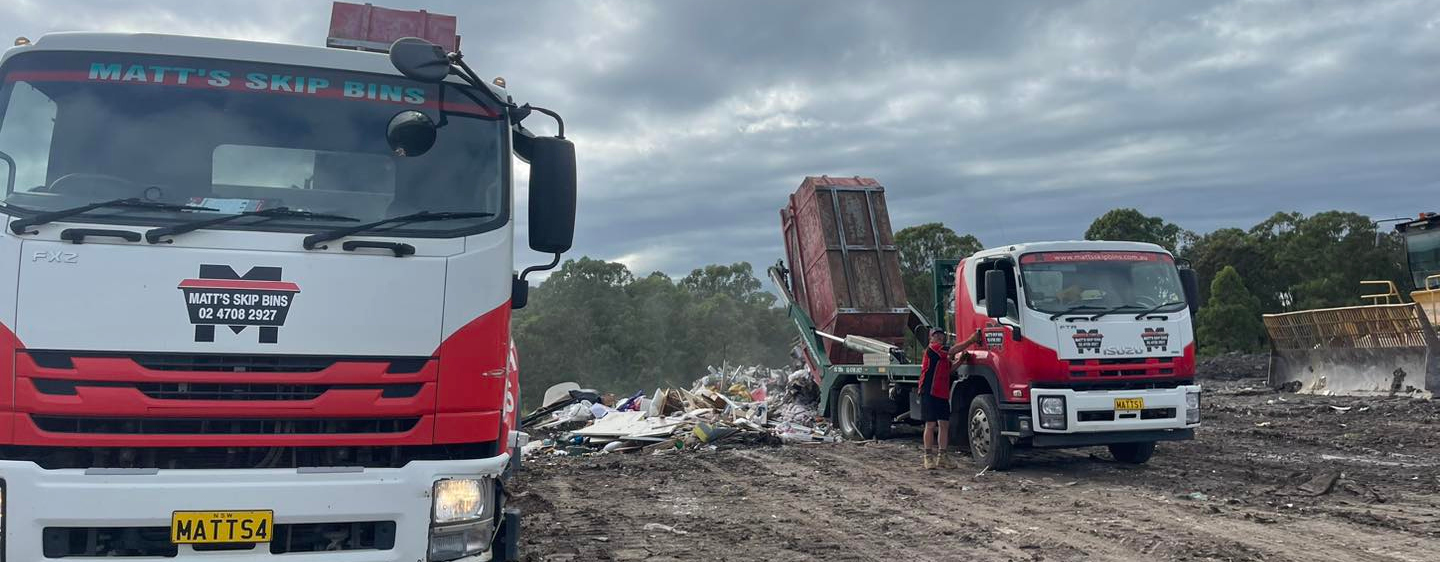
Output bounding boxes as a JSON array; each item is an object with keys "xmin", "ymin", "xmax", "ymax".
[
  {"xmin": 894, "ymin": 223, "xmax": 982, "ymax": 358},
  {"xmin": 1085, "ymin": 208, "xmax": 1182, "ymax": 252},
  {"xmin": 512, "ymin": 258, "xmax": 790, "ymax": 411},
  {"xmin": 1248, "ymin": 211, "xmax": 1406, "ymax": 310},
  {"xmin": 1196, "ymin": 266, "xmax": 1266, "ymax": 354},
  {"xmin": 895, "ymin": 223, "xmax": 982, "ymax": 322},
  {"xmin": 1180, "ymin": 227, "xmax": 1280, "ymax": 310},
  {"xmin": 680, "ymin": 262, "xmax": 774, "ymax": 306}
]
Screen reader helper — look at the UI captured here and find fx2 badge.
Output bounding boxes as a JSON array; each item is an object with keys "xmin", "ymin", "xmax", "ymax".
[{"xmin": 179, "ymin": 265, "xmax": 299, "ymax": 344}]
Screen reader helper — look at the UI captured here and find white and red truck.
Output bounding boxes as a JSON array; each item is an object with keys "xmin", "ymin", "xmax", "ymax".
[
  {"xmin": 945, "ymin": 242, "xmax": 1203, "ymax": 468},
  {"xmin": 774, "ymin": 178, "xmax": 1201, "ymax": 470},
  {"xmin": 0, "ymin": 3, "xmax": 574, "ymax": 560}
]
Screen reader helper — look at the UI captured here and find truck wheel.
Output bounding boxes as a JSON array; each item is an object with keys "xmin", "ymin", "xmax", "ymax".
[
  {"xmin": 835, "ymin": 384, "xmax": 890, "ymax": 440},
  {"xmin": 967, "ymin": 394, "xmax": 1013, "ymax": 470},
  {"xmin": 1107, "ymin": 441, "xmax": 1156, "ymax": 464}
]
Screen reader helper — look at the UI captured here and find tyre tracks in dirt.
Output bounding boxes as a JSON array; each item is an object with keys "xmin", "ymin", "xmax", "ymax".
[{"xmin": 515, "ymin": 381, "xmax": 1440, "ymax": 561}]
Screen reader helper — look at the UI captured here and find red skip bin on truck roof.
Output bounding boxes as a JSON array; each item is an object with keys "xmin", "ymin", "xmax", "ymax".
[{"xmin": 327, "ymin": 1, "xmax": 460, "ymax": 53}]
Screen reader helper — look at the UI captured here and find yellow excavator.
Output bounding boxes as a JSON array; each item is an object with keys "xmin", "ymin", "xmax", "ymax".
[{"xmin": 1263, "ymin": 213, "xmax": 1440, "ymax": 398}]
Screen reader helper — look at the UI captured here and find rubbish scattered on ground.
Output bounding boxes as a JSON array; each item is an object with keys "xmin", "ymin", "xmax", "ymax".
[
  {"xmin": 642, "ymin": 523, "xmax": 689, "ymax": 535},
  {"xmin": 1178, "ymin": 492, "xmax": 1210, "ymax": 501},
  {"xmin": 520, "ymin": 364, "xmax": 836, "ymax": 457}
]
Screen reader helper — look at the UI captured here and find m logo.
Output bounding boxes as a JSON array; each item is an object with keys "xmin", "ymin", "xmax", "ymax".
[
  {"xmin": 1072, "ymin": 329, "xmax": 1104, "ymax": 354},
  {"xmin": 178, "ymin": 265, "xmax": 300, "ymax": 344},
  {"xmin": 1141, "ymin": 327, "xmax": 1170, "ymax": 352}
]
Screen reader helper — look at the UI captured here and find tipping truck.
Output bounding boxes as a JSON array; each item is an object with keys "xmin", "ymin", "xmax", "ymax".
[
  {"xmin": 0, "ymin": 3, "xmax": 576, "ymax": 560},
  {"xmin": 772, "ymin": 177, "xmax": 1203, "ymax": 469},
  {"xmin": 1264, "ymin": 212, "xmax": 1440, "ymax": 398}
]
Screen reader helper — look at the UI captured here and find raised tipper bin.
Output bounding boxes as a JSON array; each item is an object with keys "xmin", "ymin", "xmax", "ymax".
[
  {"xmin": 327, "ymin": 1, "xmax": 460, "ymax": 52},
  {"xmin": 780, "ymin": 176, "xmax": 908, "ymax": 365}
]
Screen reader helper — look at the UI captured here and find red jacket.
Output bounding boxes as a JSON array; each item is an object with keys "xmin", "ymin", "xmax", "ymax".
[{"xmin": 919, "ymin": 342, "xmax": 953, "ymax": 400}]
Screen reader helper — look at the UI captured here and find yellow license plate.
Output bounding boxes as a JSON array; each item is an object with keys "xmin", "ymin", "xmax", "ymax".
[
  {"xmin": 1114, "ymin": 398, "xmax": 1144, "ymax": 411},
  {"xmin": 171, "ymin": 511, "xmax": 273, "ymax": 544}
]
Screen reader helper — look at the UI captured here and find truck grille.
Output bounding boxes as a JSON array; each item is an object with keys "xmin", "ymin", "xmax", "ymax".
[
  {"xmin": 33, "ymin": 379, "xmax": 423, "ymax": 401},
  {"xmin": 1068, "ymin": 357, "xmax": 1178, "ymax": 378},
  {"xmin": 25, "ymin": 351, "xmax": 428, "ymax": 374},
  {"xmin": 31, "ymin": 416, "xmax": 420, "ymax": 435},
  {"xmin": 1078, "ymin": 408, "xmax": 1177, "ymax": 422},
  {"xmin": 42, "ymin": 521, "xmax": 396, "ymax": 557},
  {"xmin": 0, "ymin": 442, "xmax": 497, "ymax": 470}
]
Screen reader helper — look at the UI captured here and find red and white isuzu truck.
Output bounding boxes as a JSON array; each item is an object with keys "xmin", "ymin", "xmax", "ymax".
[
  {"xmin": 0, "ymin": 4, "xmax": 575, "ymax": 560},
  {"xmin": 774, "ymin": 178, "xmax": 1201, "ymax": 470}
]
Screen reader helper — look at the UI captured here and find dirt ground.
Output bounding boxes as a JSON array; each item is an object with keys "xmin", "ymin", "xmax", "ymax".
[{"xmin": 512, "ymin": 365, "xmax": 1440, "ymax": 561}]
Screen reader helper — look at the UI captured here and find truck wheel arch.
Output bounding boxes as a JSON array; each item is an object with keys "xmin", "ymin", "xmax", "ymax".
[{"xmin": 948, "ymin": 365, "xmax": 1000, "ymax": 451}]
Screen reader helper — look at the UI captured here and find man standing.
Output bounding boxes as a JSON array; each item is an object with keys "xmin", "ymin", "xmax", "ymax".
[{"xmin": 919, "ymin": 328, "xmax": 983, "ymax": 469}]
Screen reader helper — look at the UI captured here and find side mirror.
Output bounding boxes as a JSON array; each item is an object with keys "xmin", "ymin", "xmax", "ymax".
[
  {"xmin": 984, "ymin": 269, "xmax": 1008, "ymax": 319},
  {"xmin": 1179, "ymin": 269, "xmax": 1201, "ymax": 315},
  {"xmin": 389, "ymin": 37, "xmax": 451, "ymax": 83},
  {"xmin": 386, "ymin": 111, "xmax": 437, "ymax": 157},
  {"xmin": 514, "ymin": 131, "xmax": 577, "ymax": 254}
]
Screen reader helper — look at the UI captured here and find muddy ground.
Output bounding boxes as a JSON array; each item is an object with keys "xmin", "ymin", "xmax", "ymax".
[{"xmin": 513, "ymin": 364, "xmax": 1440, "ymax": 561}]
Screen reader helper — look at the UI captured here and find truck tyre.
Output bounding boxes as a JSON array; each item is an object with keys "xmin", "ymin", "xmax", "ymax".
[
  {"xmin": 966, "ymin": 394, "xmax": 1013, "ymax": 470},
  {"xmin": 836, "ymin": 384, "xmax": 891, "ymax": 440},
  {"xmin": 1107, "ymin": 441, "xmax": 1156, "ymax": 464}
]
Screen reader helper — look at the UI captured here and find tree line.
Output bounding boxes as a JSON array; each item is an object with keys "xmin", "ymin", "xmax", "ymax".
[
  {"xmin": 515, "ymin": 209, "xmax": 1406, "ymax": 406},
  {"xmin": 512, "ymin": 259, "xmax": 791, "ymax": 411}
]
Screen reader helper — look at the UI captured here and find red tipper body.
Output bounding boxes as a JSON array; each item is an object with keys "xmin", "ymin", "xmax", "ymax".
[
  {"xmin": 327, "ymin": 1, "xmax": 460, "ymax": 52},
  {"xmin": 780, "ymin": 176, "xmax": 908, "ymax": 367}
]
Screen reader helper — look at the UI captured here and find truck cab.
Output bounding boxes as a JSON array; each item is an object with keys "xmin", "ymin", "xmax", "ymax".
[
  {"xmin": 947, "ymin": 241, "xmax": 1202, "ymax": 468},
  {"xmin": 0, "ymin": 24, "xmax": 573, "ymax": 561}
]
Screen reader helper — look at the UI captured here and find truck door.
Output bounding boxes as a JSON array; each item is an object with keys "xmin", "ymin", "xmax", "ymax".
[{"xmin": 975, "ymin": 258, "xmax": 1025, "ymax": 401}]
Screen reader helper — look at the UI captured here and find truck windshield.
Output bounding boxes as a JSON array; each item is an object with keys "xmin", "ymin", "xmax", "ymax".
[
  {"xmin": 0, "ymin": 50, "xmax": 506, "ymax": 236},
  {"xmin": 1020, "ymin": 251, "xmax": 1185, "ymax": 314},
  {"xmin": 1405, "ymin": 228, "xmax": 1440, "ymax": 289}
]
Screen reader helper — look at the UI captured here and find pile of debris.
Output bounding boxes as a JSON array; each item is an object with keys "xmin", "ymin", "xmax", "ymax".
[{"xmin": 521, "ymin": 366, "xmax": 835, "ymax": 457}]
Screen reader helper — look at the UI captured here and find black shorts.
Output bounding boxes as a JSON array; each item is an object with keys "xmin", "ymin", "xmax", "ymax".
[{"xmin": 921, "ymin": 393, "xmax": 950, "ymax": 422}]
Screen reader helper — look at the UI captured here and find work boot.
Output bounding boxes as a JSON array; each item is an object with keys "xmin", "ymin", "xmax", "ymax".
[
  {"xmin": 923, "ymin": 449, "xmax": 937, "ymax": 470},
  {"xmin": 937, "ymin": 451, "xmax": 956, "ymax": 469}
]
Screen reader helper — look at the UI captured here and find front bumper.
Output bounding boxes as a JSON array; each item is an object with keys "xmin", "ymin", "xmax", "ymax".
[
  {"xmin": 1030, "ymin": 385, "xmax": 1201, "ymax": 434},
  {"xmin": 0, "ymin": 454, "xmax": 508, "ymax": 561}
]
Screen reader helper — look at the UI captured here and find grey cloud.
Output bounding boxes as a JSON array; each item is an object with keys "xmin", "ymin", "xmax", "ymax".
[{"xmin": 2, "ymin": 0, "xmax": 1437, "ymax": 281}]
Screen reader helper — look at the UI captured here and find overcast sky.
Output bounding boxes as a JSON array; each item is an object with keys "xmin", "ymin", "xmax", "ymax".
[{"xmin": 4, "ymin": 0, "xmax": 1437, "ymax": 278}]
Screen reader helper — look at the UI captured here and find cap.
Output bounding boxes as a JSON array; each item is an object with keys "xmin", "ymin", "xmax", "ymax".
[{"xmin": 929, "ymin": 328, "xmax": 946, "ymax": 337}]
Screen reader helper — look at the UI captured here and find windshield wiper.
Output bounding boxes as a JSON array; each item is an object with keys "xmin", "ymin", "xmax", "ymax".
[
  {"xmin": 1048, "ymin": 304, "xmax": 1106, "ymax": 321},
  {"xmin": 1132, "ymin": 301, "xmax": 1187, "ymax": 319},
  {"xmin": 145, "ymin": 207, "xmax": 359, "ymax": 244},
  {"xmin": 1089, "ymin": 304, "xmax": 1146, "ymax": 320},
  {"xmin": 8, "ymin": 198, "xmax": 217, "ymax": 235},
  {"xmin": 302, "ymin": 210, "xmax": 494, "ymax": 250}
]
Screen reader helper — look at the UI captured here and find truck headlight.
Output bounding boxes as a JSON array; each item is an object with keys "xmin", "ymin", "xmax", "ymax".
[
  {"xmin": 1185, "ymin": 391, "xmax": 1200, "ymax": 424},
  {"xmin": 433, "ymin": 479, "xmax": 491, "ymax": 524},
  {"xmin": 1038, "ymin": 396, "xmax": 1066, "ymax": 430},
  {"xmin": 430, "ymin": 478, "xmax": 495, "ymax": 561}
]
